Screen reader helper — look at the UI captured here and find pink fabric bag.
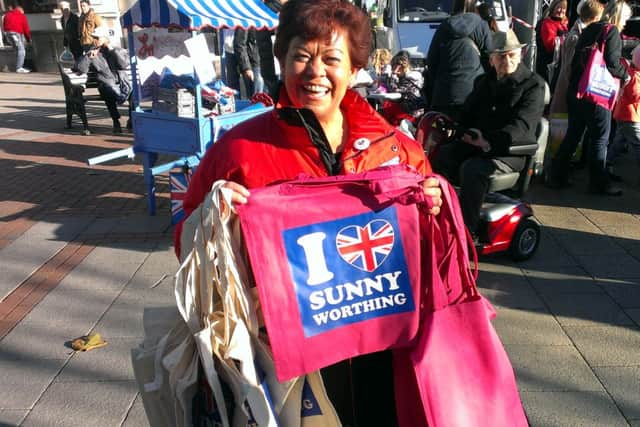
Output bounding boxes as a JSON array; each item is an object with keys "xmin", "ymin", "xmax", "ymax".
[
  {"xmin": 395, "ymin": 175, "xmax": 528, "ymax": 427},
  {"xmin": 576, "ymin": 24, "xmax": 620, "ymax": 111},
  {"xmin": 237, "ymin": 165, "xmax": 428, "ymax": 381}
]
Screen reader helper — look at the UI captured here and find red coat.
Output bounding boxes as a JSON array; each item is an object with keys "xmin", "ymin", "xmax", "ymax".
[
  {"xmin": 613, "ymin": 62, "xmax": 640, "ymax": 123},
  {"xmin": 175, "ymin": 88, "xmax": 431, "ymax": 256},
  {"xmin": 2, "ymin": 9, "xmax": 31, "ymax": 41},
  {"xmin": 539, "ymin": 16, "xmax": 568, "ymax": 54}
]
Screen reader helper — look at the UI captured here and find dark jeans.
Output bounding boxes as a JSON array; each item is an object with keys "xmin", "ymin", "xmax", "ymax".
[
  {"xmin": 98, "ymin": 83, "xmax": 131, "ymax": 124},
  {"xmin": 552, "ymin": 95, "xmax": 611, "ymax": 189},
  {"xmin": 432, "ymin": 142, "xmax": 518, "ymax": 234}
]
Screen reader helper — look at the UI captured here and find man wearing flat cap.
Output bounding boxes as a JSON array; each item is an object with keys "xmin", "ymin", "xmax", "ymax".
[{"xmin": 432, "ymin": 29, "xmax": 545, "ymax": 241}]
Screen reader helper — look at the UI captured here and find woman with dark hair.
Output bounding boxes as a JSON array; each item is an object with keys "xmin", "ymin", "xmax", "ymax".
[
  {"xmin": 175, "ymin": 0, "xmax": 443, "ymax": 424},
  {"xmin": 380, "ymin": 50, "xmax": 425, "ymax": 125},
  {"xmin": 424, "ymin": 0, "xmax": 493, "ymax": 120},
  {"xmin": 547, "ymin": 0, "xmax": 632, "ymax": 195},
  {"xmin": 535, "ymin": 0, "xmax": 569, "ymax": 81}
]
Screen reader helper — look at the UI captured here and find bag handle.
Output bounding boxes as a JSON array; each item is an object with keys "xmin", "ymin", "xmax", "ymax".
[
  {"xmin": 431, "ymin": 174, "xmax": 479, "ymax": 293},
  {"xmin": 280, "ymin": 165, "xmax": 428, "ymax": 206}
]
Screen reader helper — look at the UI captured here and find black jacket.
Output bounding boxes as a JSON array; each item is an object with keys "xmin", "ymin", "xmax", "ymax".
[
  {"xmin": 461, "ymin": 63, "xmax": 546, "ymax": 168},
  {"xmin": 568, "ymin": 21, "xmax": 629, "ymax": 96},
  {"xmin": 233, "ymin": 28, "xmax": 260, "ymax": 73},
  {"xmin": 425, "ymin": 12, "xmax": 492, "ymax": 108},
  {"xmin": 61, "ymin": 13, "xmax": 82, "ymax": 59}
]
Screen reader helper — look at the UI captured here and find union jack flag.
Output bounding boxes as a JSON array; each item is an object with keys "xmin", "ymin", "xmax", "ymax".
[
  {"xmin": 336, "ymin": 219, "xmax": 395, "ymax": 272},
  {"xmin": 170, "ymin": 169, "xmax": 192, "ymax": 224}
]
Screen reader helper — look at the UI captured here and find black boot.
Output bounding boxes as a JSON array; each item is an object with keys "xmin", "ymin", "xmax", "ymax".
[
  {"xmin": 112, "ymin": 118, "xmax": 122, "ymax": 134},
  {"xmin": 544, "ymin": 161, "xmax": 571, "ymax": 189},
  {"xmin": 606, "ymin": 163, "xmax": 623, "ymax": 182}
]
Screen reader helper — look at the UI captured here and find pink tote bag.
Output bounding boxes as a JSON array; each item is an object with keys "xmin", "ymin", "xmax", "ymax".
[
  {"xmin": 237, "ymin": 165, "xmax": 428, "ymax": 381},
  {"xmin": 576, "ymin": 24, "xmax": 620, "ymax": 111},
  {"xmin": 395, "ymin": 176, "xmax": 528, "ymax": 427}
]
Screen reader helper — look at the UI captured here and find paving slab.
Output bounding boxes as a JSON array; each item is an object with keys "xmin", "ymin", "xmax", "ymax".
[
  {"xmin": 0, "ymin": 410, "xmax": 28, "ymax": 426},
  {"xmin": 20, "ymin": 380, "xmax": 138, "ymax": 427},
  {"xmin": 521, "ymin": 391, "xmax": 628, "ymax": 427},
  {"xmin": 0, "ymin": 357, "xmax": 66, "ymax": 409},
  {"xmin": 1, "ymin": 288, "xmax": 120, "ymax": 360},
  {"xmin": 507, "ymin": 344, "xmax": 604, "ymax": 392},
  {"xmin": 121, "ymin": 395, "xmax": 150, "ymax": 427},
  {"xmin": 540, "ymin": 293, "xmax": 635, "ymax": 327},
  {"xmin": 574, "ymin": 253, "xmax": 640, "ymax": 280},
  {"xmin": 553, "ymin": 230, "xmax": 627, "ymax": 256},
  {"xmin": 516, "ymin": 229, "xmax": 577, "ymax": 268},
  {"xmin": 58, "ymin": 243, "xmax": 151, "ymax": 293},
  {"xmin": 627, "ymin": 308, "xmax": 640, "ymax": 326},
  {"xmin": 56, "ymin": 337, "xmax": 141, "ymax": 383},
  {"xmin": 523, "ymin": 266, "xmax": 603, "ymax": 295},
  {"xmin": 492, "ymin": 307, "xmax": 571, "ymax": 346},
  {"xmin": 480, "ymin": 287, "xmax": 546, "ymax": 310},
  {"xmin": 0, "ymin": 218, "xmax": 91, "ymax": 299},
  {"xmin": 564, "ymin": 325, "xmax": 640, "ymax": 366},
  {"xmin": 599, "ymin": 278, "xmax": 640, "ymax": 309},
  {"xmin": 594, "ymin": 366, "xmax": 640, "ymax": 420},
  {"xmin": 94, "ymin": 284, "xmax": 174, "ymax": 338},
  {"xmin": 108, "ymin": 215, "xmax": 171, "ymax": 234}
]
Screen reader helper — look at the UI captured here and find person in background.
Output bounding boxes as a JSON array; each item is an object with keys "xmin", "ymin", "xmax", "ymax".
[
  {"xmin": 256, "ymin": 0, "xmax": 284, "ymax": 96},
  {"xmin": 233, "ymin": 27, "xmax": 264, "ymax": 97},
  {"xmin": 432, "ymin": 30, "xmax": 545, "ymax": 241},
  {"xmin": 221, "ymin": 28, "xmax": 241, "ymax": 94},
  {"xmin": 175, "ymin": 1, "xmax": 443, "ymax": 425},
  {"xmin": 477, "ymin": 2, "xmax": 499, "ymax": 32},
  {"xmin": 546, "ymin": 0, "xmax": 631, "ymax": 195},
  {"xmin": 77, "ymin": 26, "xmax": 130, "ymax": 134},
  {"xmin": 549, "ymin": 0, "xmax": 604, "ymax": 117},
  {"xmin": 535, "ymin": 0, "xmax": 569, "ymax": 81},
  {"xmin": 606, "ymin": 44, "xmax": 640, "ymax": 182},
  {"xmin": 78, "ymin": 0, "xmax": 102, "ymax": 53},
  {"xmin": 59, "ymin": 1, "xmax": 82, "ymax": 61},
  {"xmin": 2, "ymin": 0, "xmax": 31, "ymax": 73},
  {"xmin": 380, "ymin": 50, "xmax": 425, "ymax": 125},
  {"xmin": 425, "ymin": 0, "xmax": 492, "ymax": 121}
]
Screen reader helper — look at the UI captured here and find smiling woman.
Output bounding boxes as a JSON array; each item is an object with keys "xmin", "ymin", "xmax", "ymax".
[{"xmin": 174, "ymin": 0, "xmax": 445, "ymax": 425}]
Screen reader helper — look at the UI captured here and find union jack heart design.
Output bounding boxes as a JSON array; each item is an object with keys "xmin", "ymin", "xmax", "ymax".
[{"xmin": 336, "ymin": 219, "xmax": 395, "ymax": 272}]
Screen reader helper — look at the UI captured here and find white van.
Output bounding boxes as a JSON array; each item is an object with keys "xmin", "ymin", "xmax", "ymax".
[{"xmin": 374, "ymin": 0, "xmax": 511, "ymax": 63}]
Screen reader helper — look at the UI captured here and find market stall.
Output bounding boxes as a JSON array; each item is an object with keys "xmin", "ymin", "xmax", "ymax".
[{"xmin": 89, "ymin": 0, "xmax": 278, "ymax": 215}]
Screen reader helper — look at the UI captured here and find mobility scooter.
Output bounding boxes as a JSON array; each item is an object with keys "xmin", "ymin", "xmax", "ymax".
[{"xmin": 415, "ymin": 97, "xmax": 549, "ymax": 261}]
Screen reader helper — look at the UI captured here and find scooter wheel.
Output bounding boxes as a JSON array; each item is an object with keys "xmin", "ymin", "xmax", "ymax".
[{"xmin": 509, "ymin": 218, "xmax": 540, "ymax": 261}]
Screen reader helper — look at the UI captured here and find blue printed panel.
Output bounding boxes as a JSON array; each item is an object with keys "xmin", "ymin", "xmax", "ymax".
[{"xmin": 283, "ymin": 206, "xmax": 415, "ymax": 337}]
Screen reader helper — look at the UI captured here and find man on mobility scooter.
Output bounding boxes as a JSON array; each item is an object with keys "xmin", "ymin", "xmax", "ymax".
[{"xmin": 430, "ymin": 29, "xmax": 547, "ymax": 260}]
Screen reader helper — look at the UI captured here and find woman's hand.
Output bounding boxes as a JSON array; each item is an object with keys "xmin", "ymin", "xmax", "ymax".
[
  {"xmin": 222, "ymin": 181, "xmax": 250, "ymax": 205},
  {"xmin": 422, "ymin": 177, "xmax": 442, "ymax": 216}
]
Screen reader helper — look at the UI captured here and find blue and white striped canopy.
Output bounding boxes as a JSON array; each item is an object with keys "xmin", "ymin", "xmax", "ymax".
[{"xmin": 121, "ymin": 0, "xmax": 278, "ymax": 30}]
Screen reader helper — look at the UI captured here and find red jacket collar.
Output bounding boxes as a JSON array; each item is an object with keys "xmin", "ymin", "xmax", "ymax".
[{"xmin": 273, "ymin": 86, "xmax": 397, "ymax": 154}]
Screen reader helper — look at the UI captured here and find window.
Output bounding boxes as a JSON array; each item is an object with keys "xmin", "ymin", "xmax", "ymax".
[
  {"xmin": 21, "ymin": 0, "xmax": 59, "ymax": 14},
  {"xmin": 397, "ymin": 0, "xmax": 452, "ymax": 22}
]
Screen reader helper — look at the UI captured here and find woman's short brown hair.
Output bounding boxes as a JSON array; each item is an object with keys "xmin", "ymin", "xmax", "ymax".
[{"xmin": 273, "ymin": 0, "xmax": 372, "ymax": 69}]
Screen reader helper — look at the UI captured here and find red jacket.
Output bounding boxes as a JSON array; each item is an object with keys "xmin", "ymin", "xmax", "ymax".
[
  {"xmin": 613, "ymin": 61, "xmax": 640, "ymax": 123},
  {"xmin": 539, "ymin": 16, "xmax": 567, "ymax": 54},
  {"xmin": 175, "ymin": 88, "xmax": 431, "ymax": 256},
  {"xmin": 2, "ymin": 9, "xmax": 31, "ymax": 41}
]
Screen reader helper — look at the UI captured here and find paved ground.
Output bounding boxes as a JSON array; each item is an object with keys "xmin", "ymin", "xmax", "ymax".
[{"xmin": 1, "ymin": 72, "xmax": 640, "ymax": 427}]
